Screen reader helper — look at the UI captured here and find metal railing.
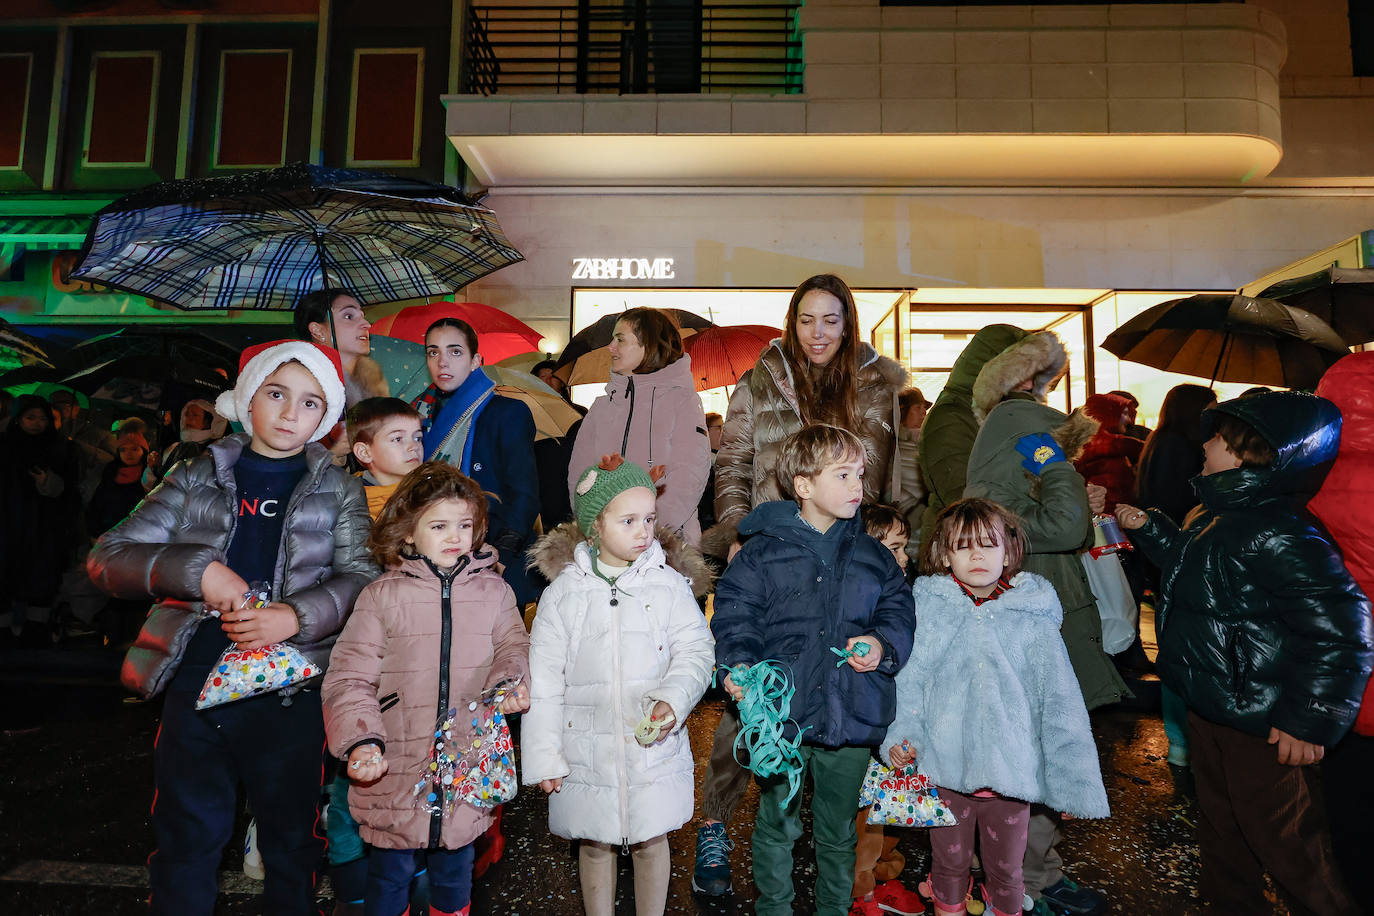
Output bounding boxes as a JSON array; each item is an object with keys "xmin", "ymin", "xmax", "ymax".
[{"xmin": 460, "ymin": 0, "xmax": 803, "ymax": 95}]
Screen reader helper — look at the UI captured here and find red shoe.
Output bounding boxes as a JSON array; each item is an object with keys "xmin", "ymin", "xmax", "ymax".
[
  {"xmin": 875, "ymin": 879, "xmax": 926, "ymax": 915},
  {"xmin": 850, "ymin": 897, "xmax": 884, "ymax": 916},
  {"xmin": 471, "ymin": 807, "xmax": 505, "ymax": 879}
]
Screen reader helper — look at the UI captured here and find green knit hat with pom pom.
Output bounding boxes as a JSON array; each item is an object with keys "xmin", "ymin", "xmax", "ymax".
[{"xmin": 573, "ymin": 454, "xmax": 660, "ymax": 536}]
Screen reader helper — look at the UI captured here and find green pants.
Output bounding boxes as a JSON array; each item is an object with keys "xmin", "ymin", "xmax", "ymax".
[{"xmin": 752, "ymin": 744, "xmax": 871, "ymax": 916}]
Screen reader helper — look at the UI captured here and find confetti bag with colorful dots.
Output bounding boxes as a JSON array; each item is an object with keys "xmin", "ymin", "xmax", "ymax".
[
  {"xmin": 415, "ymin": 678, "xmax": 521, "ymax": 815},
  {"xmin": 860, "ymin": 759, "xmax": 958, "ymax": 828},
  {"xmin": 196, "ymin": 582, "xmax": 317, "ymax": 709}
]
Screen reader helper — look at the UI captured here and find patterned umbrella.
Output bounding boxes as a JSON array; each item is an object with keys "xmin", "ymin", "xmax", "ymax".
[
  {"xmin": 683, "ymin": 324, "xmax": 779, "ymax": 391},
  {"xmin": 69, "ymin": 163, "xmax": 524, "ymax": 311},
  {"xmin": 367, "ymin": 334, "xmax": 431, "ymax": 403},
  {"xmin": 369, "ymin": 301, "xmax": 543, "ymax": 363},
  {"xmin": 554, "ymin": 310, "xmax": 712, "ymax": 387}
]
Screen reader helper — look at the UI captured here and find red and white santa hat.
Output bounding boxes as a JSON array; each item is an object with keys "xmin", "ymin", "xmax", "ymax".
[{"xmin": 214, "ymin": 339, "xmax": 346, "ymax": 443}]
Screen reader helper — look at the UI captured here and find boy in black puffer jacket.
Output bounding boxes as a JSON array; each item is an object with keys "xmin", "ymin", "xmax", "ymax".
[
  {"xmin": 712, "ymin": 424, "xmax": 914, "ymax": 916},
  {"xmin": 1116, "ymin": 391, "xmax": 1373, "ymax": 915}
]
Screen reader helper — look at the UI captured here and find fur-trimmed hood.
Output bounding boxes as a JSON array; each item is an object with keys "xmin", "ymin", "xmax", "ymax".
[
  {"xmin": 1050, "ymin": 407, "xmax": 1100, "ymax": 463},
  {"xmin": 972, "ymin": 330, "xmax": 1069, "ymax": 423},
  {"xmin": 527, "ymin": 521, "xmax": 714, "ymax": 598}
]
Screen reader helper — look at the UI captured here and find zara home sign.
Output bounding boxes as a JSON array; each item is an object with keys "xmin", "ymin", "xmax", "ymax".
[{"xmin": 571, "ymin": 257, "xmax": 675, "ymax": 281}]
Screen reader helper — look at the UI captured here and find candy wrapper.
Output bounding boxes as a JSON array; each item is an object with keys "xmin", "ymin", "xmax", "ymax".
[
  {"xmin": 860, "ymin": 760, "xmax": 958, "ymax": 828},
  {"xmin": 414, "ymin": 678, "xmax": 520, "ymax": 815},
  {"xmin": 195, "ymin": 582, "xmax": 316, "ymax": 710}
]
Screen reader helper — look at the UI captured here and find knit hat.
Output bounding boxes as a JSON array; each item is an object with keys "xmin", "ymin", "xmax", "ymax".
[
  {"xmin": 214, "ymin": 339, "xmax": 346, "ymax": 443},
  {"xmin": 573, "ymin": 454, "xmax": 663, "ymax": 535},
  {"xmin": 116, "ymin": 428, "xmax": 149, "ymax": 452}
]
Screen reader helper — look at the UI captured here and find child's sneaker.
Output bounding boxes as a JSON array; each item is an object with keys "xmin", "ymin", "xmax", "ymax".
[
  {"xmin": 851, "ymin": 897, "xmax": 884, "ymax": 916},
  {"xmin": 691, "ymin": 822, "xmax": 733, "ymax": 896},
  {"xmin": 1036, "ymin": 878, "xmax": 1106, "ymax": 916},
  {"xmin": 875, "ymin": 879, "xmax": 925, "ymax": 914},
  {"xmin": 242, "ymin": 819, "xmax": 264, "ymax": 880}
]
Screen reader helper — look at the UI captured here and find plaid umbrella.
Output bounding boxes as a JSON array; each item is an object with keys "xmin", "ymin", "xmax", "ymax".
[
  {"xmin": 69, "ymin": 162, "xmax": 524, "ymax": 311},
  {"xmin": 369, "ymin": 300, "xmax": 543, "ymax": 363},
  {"xmin": 682, "ymin": 324, "xmax": 779, "ymax": 391}
]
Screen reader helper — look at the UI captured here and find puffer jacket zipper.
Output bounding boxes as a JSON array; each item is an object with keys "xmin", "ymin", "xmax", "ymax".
[
  {"xmin": 428, "ymin": 555, "xmax": 467, "ymax": 848},
  {"xmin": 609, "ymin": 577, "xmax": 631, "ymax": 853},
  {"xmin": 620, "ymin": 377, "xmax": 636, "ymax": 455}
]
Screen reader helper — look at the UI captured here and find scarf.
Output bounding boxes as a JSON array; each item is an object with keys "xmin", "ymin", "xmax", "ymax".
[
  {"xmin": 955, "ymin": 573, "xmax": 1015, "ymax": 606},
  {"xmin": 411, "ymin": 369, "xmax": 496, "ymax": 474}
]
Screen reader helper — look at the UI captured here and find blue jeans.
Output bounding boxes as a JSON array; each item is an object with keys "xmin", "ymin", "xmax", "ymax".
[
  {"xmin": 366, "ymin": 845, "xmax": 474, "ymax": 916},
  {"xmin": 149, "ymin": 687, "xmax": 325, "ymax": 916}
]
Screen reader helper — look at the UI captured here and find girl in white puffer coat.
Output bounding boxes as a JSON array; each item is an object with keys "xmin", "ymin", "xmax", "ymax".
[{"xmin": 523, "ymin": 455, "xmax": 715, "ymax": 916}]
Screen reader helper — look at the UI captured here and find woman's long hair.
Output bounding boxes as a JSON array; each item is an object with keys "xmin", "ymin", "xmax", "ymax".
[
  {"xmin": 1148, "ymin": 383, "xmax": 1216, "ymax": 449},
  {"xmin": 780, "ymin": 274, "xmax": 861, "ymax": 431}
]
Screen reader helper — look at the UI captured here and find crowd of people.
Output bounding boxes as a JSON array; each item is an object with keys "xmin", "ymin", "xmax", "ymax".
[{"xmin": 2, "ymin": 274, "xmax": 1373, "ymax": 916}]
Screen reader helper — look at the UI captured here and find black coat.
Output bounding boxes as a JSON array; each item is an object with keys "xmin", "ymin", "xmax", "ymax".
[
  {"xmin": 711, "ymin": 501, "xmax": 915, "ymax": 747},
  {"xmin": 1130, "ymin": 392, "xmax": 1374, "ymax": 746},
  {"xmin": 1135, "ymin": 427, "xmax": 1204, "ymax": 525}
]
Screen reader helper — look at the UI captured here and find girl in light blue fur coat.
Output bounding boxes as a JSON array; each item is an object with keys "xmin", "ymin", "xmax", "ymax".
[{"xmin": 882, "ymin": 498, "xmax": 1108, "ymax": 916}]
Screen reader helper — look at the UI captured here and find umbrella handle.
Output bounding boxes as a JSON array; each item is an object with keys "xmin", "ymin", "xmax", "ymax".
[
  {"xmin": 1210, "ymin": 331, "xmax": 1230, "ymax": 388},
  {"xmin": 314, "ymin": 229, "xmax": 338, "ymax": 349}
]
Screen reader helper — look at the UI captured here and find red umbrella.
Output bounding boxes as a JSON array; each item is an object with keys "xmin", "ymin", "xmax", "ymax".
[
  {"xmin": 683, "ymin": 325, "xmax": 780, "ymax": 391},
  {"xmin": 369, "ymin": 301, "xmax": 544, "ymax": 364}
]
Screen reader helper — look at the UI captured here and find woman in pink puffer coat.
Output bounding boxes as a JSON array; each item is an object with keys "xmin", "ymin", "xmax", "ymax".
[{"xmin": 567, "ymin": 307, "xmax": 711, "ymax": 545}]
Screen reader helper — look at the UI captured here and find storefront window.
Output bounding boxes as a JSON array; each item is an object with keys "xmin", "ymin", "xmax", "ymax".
[{"xmin": 571, "ymin": 285, "xmax": 1257, "ymax": 430}]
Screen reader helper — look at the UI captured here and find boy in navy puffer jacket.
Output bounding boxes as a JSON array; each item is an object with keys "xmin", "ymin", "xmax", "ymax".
[{"xmin": 712, "ymin": 424, "xmax": 914, "ymax": 916}]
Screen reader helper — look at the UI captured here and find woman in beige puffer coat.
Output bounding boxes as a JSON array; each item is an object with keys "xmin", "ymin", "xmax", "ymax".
[{"xmin": 709, "ymin": 274, "xmax": 908, "ymax": 548}]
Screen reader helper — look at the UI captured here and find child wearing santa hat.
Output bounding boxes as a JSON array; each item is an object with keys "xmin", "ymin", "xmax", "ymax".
[{"xmin": 88, "ymin": 339, "xmax": 380, "ymax": 915}]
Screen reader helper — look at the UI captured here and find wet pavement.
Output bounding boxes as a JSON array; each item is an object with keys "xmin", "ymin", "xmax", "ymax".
[{"xmin": 0, "ymin": 648, "xmax": 1293, "ymax": 915}]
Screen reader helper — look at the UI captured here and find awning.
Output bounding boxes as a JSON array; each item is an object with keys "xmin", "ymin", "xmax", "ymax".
[{"xmin": 0, "ymin": 215, "xmax": 92, "ymax": 250}]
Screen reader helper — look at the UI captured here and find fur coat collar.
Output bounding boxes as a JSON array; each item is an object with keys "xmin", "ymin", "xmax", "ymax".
[{"xmin": 527, "ymin": 521, "xmax": 714, "ymax": 598}]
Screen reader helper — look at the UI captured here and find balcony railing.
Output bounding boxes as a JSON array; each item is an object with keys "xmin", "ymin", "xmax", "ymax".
[{"xmin": 460, "ymin": 0, "xmax": 803, "ymax": 95}]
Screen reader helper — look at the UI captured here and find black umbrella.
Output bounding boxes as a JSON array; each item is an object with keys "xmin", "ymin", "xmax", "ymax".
[
  {"xmin": 68, "ymin": 328, "xmax": 239, "ymax": 377},
  {"xmin": 1258, "ymin": 265, "xmax": 1374, "ymax": 346},
  {"xmin": 61, "ymin": 356, "xmax": 229, "ymax": 413},
  {"xmin": 1102, "ymin": 294, "xmax": 1348, "ymax": 390},
  {"xmin": 0, "ymin": 318, "xmax": 55, "ymax": 368},
  {"xmin": 554, "ymin": 310, "xmax": 713, "ymax": 386},
  {"xmin": 69, "ymin": 162, "xmax": 524, "ymax": 311}
]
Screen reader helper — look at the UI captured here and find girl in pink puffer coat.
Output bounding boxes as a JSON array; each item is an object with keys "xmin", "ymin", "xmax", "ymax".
[{"xmin": 323, "ymin": 463, "xmax": 531, "ymax": 916}]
